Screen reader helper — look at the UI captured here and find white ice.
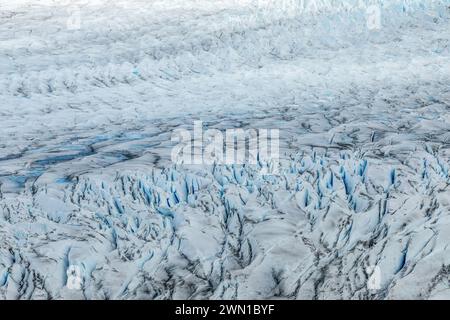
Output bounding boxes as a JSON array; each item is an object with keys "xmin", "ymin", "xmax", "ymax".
[{"xmin": 0, "ymin": 0, "xmax": 450, "ymax": 299}]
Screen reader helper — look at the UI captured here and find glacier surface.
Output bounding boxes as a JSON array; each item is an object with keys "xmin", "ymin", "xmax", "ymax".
[{"xmin": 0, "ymin": 0, "xmax": 450, "ymax": 299}]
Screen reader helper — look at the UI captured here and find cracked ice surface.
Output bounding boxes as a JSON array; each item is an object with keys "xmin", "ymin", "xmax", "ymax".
[{"xmin": 1, "ymin": 0, "xmax": 450, "ymax": 299}]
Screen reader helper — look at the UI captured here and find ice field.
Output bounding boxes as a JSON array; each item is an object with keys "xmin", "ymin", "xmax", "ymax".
[{"xmin": 0, "ymin": 0, "xmax": 450, "ymax": 299}]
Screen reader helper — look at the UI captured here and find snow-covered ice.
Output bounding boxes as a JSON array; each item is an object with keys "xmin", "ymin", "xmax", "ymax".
[{"xmin": 0, "ymin": 0, "xmax": 450, "ymax": 299}]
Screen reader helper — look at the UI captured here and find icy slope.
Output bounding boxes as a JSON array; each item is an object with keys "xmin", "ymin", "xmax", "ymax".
[{"xmin": 0, "ymin": 0, "xmax": 450, "ymax": 299}]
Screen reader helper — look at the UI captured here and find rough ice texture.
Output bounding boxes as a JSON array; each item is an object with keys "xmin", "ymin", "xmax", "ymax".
[{"xmin": 0, "ymin": 0, "xmax": 450, "ymax": 299}]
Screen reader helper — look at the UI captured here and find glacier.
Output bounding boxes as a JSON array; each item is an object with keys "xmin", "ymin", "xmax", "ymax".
[{"xmin": 0, "ymin": 0, "xmax": 450, "ymax": 299}]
